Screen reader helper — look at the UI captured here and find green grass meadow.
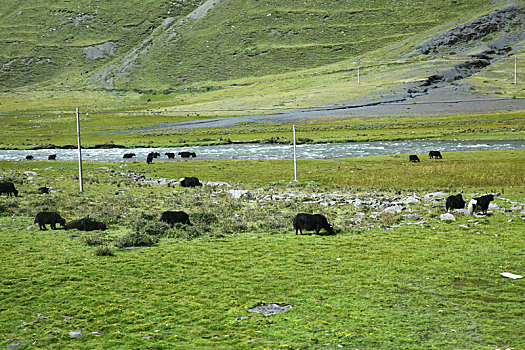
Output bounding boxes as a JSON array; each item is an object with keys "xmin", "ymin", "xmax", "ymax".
[{"xmin": 1, "ymin": 150, "xmax": 524, "ymax": 349}]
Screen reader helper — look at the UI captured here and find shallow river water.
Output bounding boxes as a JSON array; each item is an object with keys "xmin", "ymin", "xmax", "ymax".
[{"xmin": 0, "ymin": 139, "xmax": 523, "ymax": 162}]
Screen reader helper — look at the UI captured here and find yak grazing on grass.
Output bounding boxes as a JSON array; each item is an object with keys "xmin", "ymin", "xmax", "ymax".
[
  {"xmin": 0, "ymin": 182, "xmax": 18, "ymax": 197},
  {"xmin": 293, "ymin": 213, "xmax": 334, "ymax": 235},
  {"xmin": 409, "ymin": 155, "xmax": 420, "ymax": 162},
  {"xmin": 179, "ymin": 177, "xmax": 202, "ymax": 187},
  {"xmin": 160, "ymin": 211, "xmax": 192, "ymax": 226},
  {"xmin": 34, "ymin": 212, "xmax": 66, "ymax": 230}
]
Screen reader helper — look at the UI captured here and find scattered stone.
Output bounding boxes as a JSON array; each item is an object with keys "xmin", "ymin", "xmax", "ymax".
[
  {"xmin": 8, "ymin": 343, "xmax": 28, "ymax": 350},
  {"xmin": 402, "ymin": 213, "xmax": 423, "ymax": 220},
  {"xmin": 248, "ymin": 304, "xmax": 293, "ymax": 316},
  {"xmin": 227, "ymin": 189, "xmax": 253, "ymax": 199},
  {"xmin": 383, "ymin": 205, "xmax": 404, "ymax": 214},
  {"xmin": 69, "ymin": 331, "xmax": 84, "ymax": 338},
  {"xmin": 424, "ymin": 192, "xmax": 448, "ymax": 200},
  {"xmin": 458, "ymin": 224, "xmax": 469, "ymax": 229},
  {"xmin": 440, "ymin": 213, "xmax": 456, "ymax": 221}
]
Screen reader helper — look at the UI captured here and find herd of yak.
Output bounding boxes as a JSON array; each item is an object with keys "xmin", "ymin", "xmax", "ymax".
[{"xmin": 1, "ymin": 149, "xmax": 495, "ymax": 235}]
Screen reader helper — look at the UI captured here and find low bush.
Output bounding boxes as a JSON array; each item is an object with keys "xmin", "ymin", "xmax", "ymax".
[
  {"xmin": 114, "ymin": 232, "xmax": 158, "ymax": 248},
  {"xmin": 94, "ymin": 245, "xmax": 114, "ymax": 256},
  {"xmin": 83, "ymin": 235, "xmax": 105, "ymax": 246}
]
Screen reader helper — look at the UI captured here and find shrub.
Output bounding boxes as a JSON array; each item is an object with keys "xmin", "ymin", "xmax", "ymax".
[
  {"xmin": 141, "ymin": 221, "xmax": 170, "ymax": 236},
  {"xmin": 115, "ymin": 232, "xmax": 158, "ymax": 248},
  {"xmin": 94, "ymin": 246, "xmax": 114, "ymax": 256},
  {"xmin": 83, "ymin": 235, "xmax": 105, "ymax": 246},
  {"xmin": 191, "ymin": 212, "xmax": 218, "ymax": 225}
]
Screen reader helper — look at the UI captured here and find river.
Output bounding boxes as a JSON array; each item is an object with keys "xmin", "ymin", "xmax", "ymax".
[{"xmin": 0, "ymin": 139, "xmax": 523, "ymax": 162}]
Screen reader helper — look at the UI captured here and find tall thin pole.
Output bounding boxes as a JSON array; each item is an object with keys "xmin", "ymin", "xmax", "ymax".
[
  {"xmin": 76, "ymin": 108, "xmax": 84, "ymax": 193},
  {"xmin": 514, "ymin": 56, "xmax": 517, "ymax": 85},
  {"xmin": 357, "ymin": 59, "xmax": 360, "ymax": 84},
  {"xmin": 293, "ymin": 125, "xmax": 297, "ymax": 182}
]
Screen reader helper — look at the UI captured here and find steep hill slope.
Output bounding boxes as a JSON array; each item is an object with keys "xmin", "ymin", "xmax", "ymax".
[{"xmin": 0, "ymin": 0, "xmax": 507, "ymax": 91}]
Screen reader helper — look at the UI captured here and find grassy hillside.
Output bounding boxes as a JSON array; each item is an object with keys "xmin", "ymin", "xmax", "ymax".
[{"xmin": 0, "ymin": 0, "xmax": 499, "ymax": 91}]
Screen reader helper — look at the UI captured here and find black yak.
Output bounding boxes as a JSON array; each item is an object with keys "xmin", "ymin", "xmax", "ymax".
[
  {"xmin": 64, "ymin": 217, "xmax": 106, "ymax": 231},
  {"xmin": 0, "ymin": 182, "xmax": 18, "ymax": 197},
  {"xmin": 446, "ymin": 193, "xmax": 466, "ymax": 212},
  {"xmin": 34, "ymin": 212, "xmax": 66, "ymax": 230},
  {"xmin": 293, "ymin": 213, "xmax": 334, "ymax": 235},
  {"xmin": 468, "ymin": 194, "xmax": 495, "ymax": 215},
  {"xmin": 409, "ymin": 155, "xmax": 420, "ymax": 162},
  {"xmin": 160, "ymin": 211, "xmax": 192, "ymax": 226}
]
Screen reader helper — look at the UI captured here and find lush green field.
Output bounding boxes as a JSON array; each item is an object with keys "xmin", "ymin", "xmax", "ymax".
[
  {"xmin": 0, "ymin": 111, "xmax": 523, "ymax": 149},
  {"xmin": 1, "ymin": 150, "xmax": 524, "ymax": 349}
]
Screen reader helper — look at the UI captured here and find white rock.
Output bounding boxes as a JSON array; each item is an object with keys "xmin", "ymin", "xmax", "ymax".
[
  {"xmin": 383, "ymin": 205, "xmax": 404, "ymax": 214},
  {"xmin": 424, "ymin": 192, "xmax": 448, "ymax": 200},
  {"xmin": 69, "ymin": 331, "xmax": 84, "ymax": 338},
  {"xmin": 227, "ymin": 189, "xmax": 253, "ymax": 199},
  {"xmin": 440, "ymin": 213, "xmax": 456, "ymax": 221}
]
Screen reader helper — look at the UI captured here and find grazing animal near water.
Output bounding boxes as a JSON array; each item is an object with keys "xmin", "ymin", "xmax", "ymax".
[
  {"xmin": 48, "ymin": 154, "xmax": 57, "ymax": 160},
  {"xmin": 179, "ymin": 151, "xmax": 196, "ymax": 158},
  {"xmin": 293, "ymin": 213, "xmax": 335, "ymax": 235},
  {"xmin": 0, "ymin": 182, "xmax": 18, "ymax": 197},
  {"xmin": 26, "ymin": 155, "xmax": 34, "ymax": 160},
  {"xmin": 179, "ymin": 177, "xmax": 202, "ymax": 187},
  {"xmin": 123, "ymin": 153, "xmax": 136, "ymax": 159},
  {"xmin": 34, "ymin": 212, "xmax": 66, "ymax": 230},
  {"xmin": 409, "ymin": 155, "xmax": 420, "ymax": 162},
  {"xmin": 64, "ymin": 217, "xmax": 106, "ymax": 231},
  {"xmin": 165, "ymin": 152, "xmax": 175, "ymax": 159},
  {"xmin": 446, "ymin": 193, "xmax": 466, "ymax": 212},
  {"xmin": 468, "ymin": 194, "xmax": 495, "ymax": 215},
  {"xmin": 37, "ymin": 187, "xmax": 49, "ymax": 194},
  {"xmin": 146, "ymin": 152, "xmax": 154, "ymax": 164},
  {"xmin": 429, "ymin": 151, "xmax": 442, "ymax": 159},
  {"xmin": 160, "ymin": 211, "xmax": 192, "ymax": 226}
]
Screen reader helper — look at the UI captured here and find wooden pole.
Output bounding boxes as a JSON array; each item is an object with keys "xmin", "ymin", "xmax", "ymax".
[
  {"xmin": 293, "ymin": 125, "xmax": 297, "ymax": 182},
  {"xmin": 76, "ymin": 108, "xmax": 84, "ymax": 193}
]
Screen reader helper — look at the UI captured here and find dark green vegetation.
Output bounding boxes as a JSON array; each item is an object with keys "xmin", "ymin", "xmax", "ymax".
[{"xmin": 1, "ymin": 150, "xmax": 524, "ymax": 348}]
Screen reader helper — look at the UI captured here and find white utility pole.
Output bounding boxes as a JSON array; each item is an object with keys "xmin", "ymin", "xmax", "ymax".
[
  {"xmin": 357, "ymin": 59, "xmax": 360, "ymax": 84},
  {"xmin": 514, "ymin": 56, "xmax": 517, "ymax": 85},
  {"xmin": 76, "ymin": 108, "xmax": 84, "ymax": 193},
  {"xmin": 293, "ymin": 125, "xmax": 297, "ymax": 182}
]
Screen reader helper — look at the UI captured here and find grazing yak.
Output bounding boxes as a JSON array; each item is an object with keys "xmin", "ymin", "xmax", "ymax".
[
  {"xmin": 34, "ymin": 212, "xmax": 66, "ymax": 230},
  {"xmin": 26, "ymin": 155, "xmax": 34, "ymax": 160},
  {"xmin": 123, "ymin": 153, "xmax": 136, "ymax": 159},
  {"xmin": 179, "ymin": 177, "xmax": 202, "ymax": 187},
  {"xmin": 37, "ymin": 187, "xmax": 49, "ymax": 194},
  {"xmin": 429, "ymin": 151, "xmax": 442, "ymax": 159},
  {"xmin": 64, "ymin": 217, "xmax": 106, "ymax": 231},
  {"xmin": 165, "ymin": 152, "xmax": 175, "ymax": 159},
  {"xmin": 446, "ymin": 193, "xmax": 466, "ymax": 212},
  {"xmin": 468, "ymin": 194, "xmax": 495, "ymax": 215},
  {"xmin": 146, "ymin": 152, "xmax": 154, "ymax": 164},
  {"xmin": 0, "ymin": 182, "xmax": 18, "ymax": 197},
  {"xmin": 48, "ymin": 154, "xmax": 57, "ymax": 160},
  {"xmin": 160, "ymin": 211, "xmax": 192, "ymax": 226},
  {"xmin": 293, "ymin": 213, "xmax": 335, "ymax": 235},
  {"xmin": 179, "ymin": 151, "xmax": 196, "ymax": 158},
  {"xmin": 409, "ymin": 155, "xmax": 420, "ymax": 162}
]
